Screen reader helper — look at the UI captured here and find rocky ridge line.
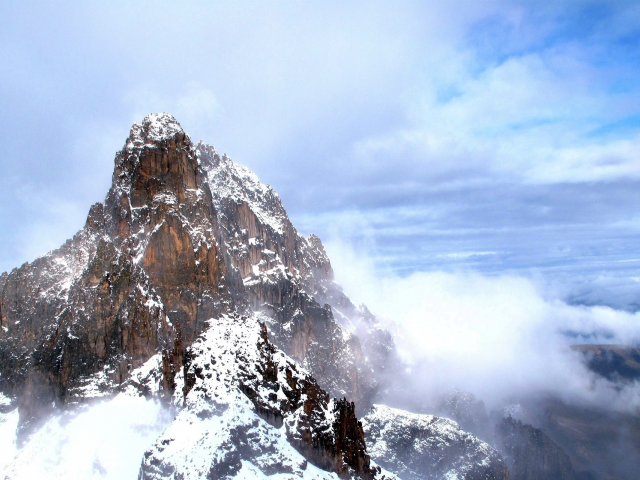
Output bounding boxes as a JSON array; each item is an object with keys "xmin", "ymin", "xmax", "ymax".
[{"xmin": 0, "ymin": 113, "xmax": 387, "ymax": 478}]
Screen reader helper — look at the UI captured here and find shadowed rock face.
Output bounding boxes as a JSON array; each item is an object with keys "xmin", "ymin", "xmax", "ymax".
[
  {"xmin": 495, "ymin": 416, "xmax": 575, "ymax": 480},
  {"xmin": 239, "ymin": 324, "xmax": 377, "ymax": 479}
]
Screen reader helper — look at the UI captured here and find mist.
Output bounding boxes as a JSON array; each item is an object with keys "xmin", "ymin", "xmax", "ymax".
[
  {"xmin": 325, "ymin": 237, "xmax": 640, "ymax": 414},
  {"xmin": 0, "ymin": 394, "xmax": 172, "ymax": 479}
]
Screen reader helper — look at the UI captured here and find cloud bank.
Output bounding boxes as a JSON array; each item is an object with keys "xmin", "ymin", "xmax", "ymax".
[
  {"xmin": 0, "ymin": 394, "xmax": 171, "ymax": 480},
  {"xmin": 326, "ymin": 237, "xmax": 640, "ymax": 413}
]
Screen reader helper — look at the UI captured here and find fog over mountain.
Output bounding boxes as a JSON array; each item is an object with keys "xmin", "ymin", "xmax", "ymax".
[{"xmin": 327, "ymin": 241, "xmax": 640, "ymax": 411}]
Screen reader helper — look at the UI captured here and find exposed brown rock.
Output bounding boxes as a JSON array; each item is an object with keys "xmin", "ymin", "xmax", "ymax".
[
  {"xmin": 240, "ymin": 323, "xmax": 377, "ymax": 479},
  {"xmin": 0, "ymin": 114, "xmax": 231, "ymax": 433}
]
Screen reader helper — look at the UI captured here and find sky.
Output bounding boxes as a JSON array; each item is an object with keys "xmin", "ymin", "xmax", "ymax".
[{"xmin": 2, "ymin": 1, "xmax": 640, "ymax": 311}]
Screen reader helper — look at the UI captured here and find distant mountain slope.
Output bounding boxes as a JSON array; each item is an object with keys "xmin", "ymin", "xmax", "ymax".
[
  {"xmin": 362, "ymin": 404, "xmax": 509, "ymax": 480},
  {"xmin": 572, "ymin": 344, "xmax": 640, "ymax": 382}
]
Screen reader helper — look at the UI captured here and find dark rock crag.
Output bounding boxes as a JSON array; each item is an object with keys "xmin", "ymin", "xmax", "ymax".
[
  {"xmin": 495, "ymin": 416, "xmax": 575, "ymax": 480},
  {"xmin": 240, "ymin": 324, "xmax": 377, "ymax": 479}
]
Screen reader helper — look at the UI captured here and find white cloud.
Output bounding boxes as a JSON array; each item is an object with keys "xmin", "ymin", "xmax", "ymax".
[
  {"xmin": 325, "ymin": 236, "xmax": 640, "ymax": 412},
  {"xmin": 351, "ymin": 37, "xmax": 640, "ymax": 186},
  {"xmin": 1, "ymin": 394, "xmax": 171, "ymax": 480}
]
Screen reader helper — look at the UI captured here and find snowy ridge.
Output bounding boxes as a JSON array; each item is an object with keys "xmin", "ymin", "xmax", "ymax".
[
  {"xmin": 197, "ymin": 142, "xmax": 333, "ymax": 291},
  {"xmin": 198, "ymin": 143, "xmax": 288, "ymax": 235},
  {"xmin": 126, "ymin": 113, "xmax": 187, "ymax": 149},
  {"xmin": 140, "ymin": 313, "xmax": 395, "ymax": 479},
  {"xmin": 139, "ymin": 313, "xmax": 325, "ymax": 479}
]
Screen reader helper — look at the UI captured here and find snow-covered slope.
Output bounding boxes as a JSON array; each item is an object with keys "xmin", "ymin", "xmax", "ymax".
[
  {"xmin": 140, "ymin": 313, "xmax": 395, "ymax": 479},
  {"xmin": 1, "ymin": 313, "xmax": 397, "ymax": 480}
]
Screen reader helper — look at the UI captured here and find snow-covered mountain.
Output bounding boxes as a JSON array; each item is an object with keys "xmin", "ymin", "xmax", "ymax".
[
  {"xmin": 362, "ymin": 405, "xmax": 508, "ymax": 480},
  {"xmin": 0, "ymin": 114, "xmax": 508, "ymax": 479}
]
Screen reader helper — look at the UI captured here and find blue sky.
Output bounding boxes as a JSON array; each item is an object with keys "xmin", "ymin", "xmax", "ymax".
[{"xmin": 2, "ymin": 1, "xmax": 640, "ymax": 310}]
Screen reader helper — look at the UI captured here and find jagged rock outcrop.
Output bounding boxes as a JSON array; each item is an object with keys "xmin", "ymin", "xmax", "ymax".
[
  {"xmin": 138, "ymin": 314, "xmax": 391, "ymax": 479},
  {"xmin": 0, "ymin": 114, "xmax": 230, "ymax": 435},
  {"xmin": 362, "ymin": 404, "xmax": 510, "ymax": 480},
  {"xmin": 239, "ymin": 323, "xmax": 377, "ymax": 479}
]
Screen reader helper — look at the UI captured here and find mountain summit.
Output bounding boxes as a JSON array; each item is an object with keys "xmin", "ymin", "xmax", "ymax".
[{"xmin": 0, "ymin": 114, "xmax": 508, "ymax": 479}]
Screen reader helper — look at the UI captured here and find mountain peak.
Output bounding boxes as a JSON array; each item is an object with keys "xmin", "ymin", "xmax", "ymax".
[{"xmin": 125, "ymin": 112, "xmax": 188, "ymax": 150}]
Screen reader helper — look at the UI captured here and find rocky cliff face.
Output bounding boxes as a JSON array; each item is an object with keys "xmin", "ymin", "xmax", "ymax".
[
  {"xmin": 197, "ymin": 144, "xmax": 379, "ymax": 411},
  {"xmin": 0, "ymin": 114, "xmax": 385, "ymax": 478},
  {"xmin": 0, "ymin": 114, "xmax": 228, "ymax": 434},
  {"xmin": 0, "ymin": 113, "xmax": 519, "ymax": 479}
]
